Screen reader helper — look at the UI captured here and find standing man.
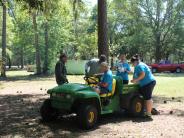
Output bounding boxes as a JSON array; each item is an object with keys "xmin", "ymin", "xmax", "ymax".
[
  {"xmin": 116, "ymin": 54, "xmax": 131, "ymax": 84},
  {"xmin": 55, "ymin": 53, "xmax": 68, "ymax": 85},
  {"xmin": 85, "ymin": 55, "xmax": 107, "ymax": 76},
  {"xmin": 131, "ymin": 54, "xmax": 156, "ymax": 119}
]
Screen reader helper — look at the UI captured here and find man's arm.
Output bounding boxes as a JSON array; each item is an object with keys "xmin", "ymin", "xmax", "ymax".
[
  {"xmin": 55, "ymin": 62, "xmax": 61, "ymax": 78},
  {"xmin": 85, "ymin": 61, "xmax": 90, "ymax": 74}
]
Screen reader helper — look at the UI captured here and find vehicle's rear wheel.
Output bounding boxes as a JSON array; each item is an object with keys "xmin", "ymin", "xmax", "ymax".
[
  {"xmin": 40, "ymin": 99, "xmax": 58, "ymax": 122},
  {"xmin": 77, "ymin": 105, "xmax": 98, "ymax": 129},
  {"xmin": 176, "ymin": 68, "xmax": 181, "ymax": 73},
  {"xmin": 129, "ymin": 96, "xmax": 144, "ymax": 117},
  {"xmin": 152, "ymin": 68, "xmax": 157, "ymax": 73}
]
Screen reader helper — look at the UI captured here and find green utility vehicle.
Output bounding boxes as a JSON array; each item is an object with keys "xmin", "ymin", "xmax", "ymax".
[{"xmin": 40, "ymin": 76, "xmax": 144, "ymax": 129}]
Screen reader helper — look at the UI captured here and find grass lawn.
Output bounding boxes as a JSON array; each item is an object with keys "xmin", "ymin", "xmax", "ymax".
[
  {"xmin": 0, "ymin": 83, "xmax": 2, "ymax": 89},
  {"xmin": 127, "ymin": 73, "xmax": 184, "ymax": 97},
  {"xmin": 154, "ymin": 73, "xmax": 184, "ymax": 97},
  {"xmin": 6, "ymin": 70, "xmax": 34, "ymax": 77},
  {"xmin": 2, "ymin": 71, "xmax": 184, "ymax": 97}
]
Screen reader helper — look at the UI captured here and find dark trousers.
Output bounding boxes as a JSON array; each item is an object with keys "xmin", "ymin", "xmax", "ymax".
[
  {"xmin": 140, "ymin": 81, "xmax": 156, "ymax": 100},
  {"xmin": 123, "ymin": 80, "xmax": 129, "ymax": 84}
]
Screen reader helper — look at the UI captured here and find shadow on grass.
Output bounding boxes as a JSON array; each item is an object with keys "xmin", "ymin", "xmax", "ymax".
[
  {"xmin": 0, "ymin": 94, "xmax": 47, "ymax": 137},
  {"xmin": 0, "ymin": 94, "xmax": 184, "ymax": 137},
  {"xmin": 0, "ymin": 94, "xmax": 107, "ymax": 137},
  {"xmin": 0, "ymin": 94, "xmax": 154, "ymax": 137},
  {"xmin": 0, "ymin": 74, "xmax": 54, "ymax": 82}
]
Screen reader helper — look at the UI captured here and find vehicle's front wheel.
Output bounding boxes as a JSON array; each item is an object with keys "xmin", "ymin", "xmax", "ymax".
[
  {"xmin": 176, "ymin": 68, "xmax": 181, "ymax": 73},
  {"xmin": 77, "ymin": 105, "xmax": 98, "ymax": 129},
  {"xmin": 40, "ymin": 99, "xmax": 58, "ymax": 122},
  {"xmin": 129, "ymin": 96, "xmax": 144, "ymax": 117}
]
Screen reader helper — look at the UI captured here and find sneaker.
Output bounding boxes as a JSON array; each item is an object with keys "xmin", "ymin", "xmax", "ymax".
[
  {"xmin": 142, "ymin": 112, "xmax": 153, "ymax": 121},
  {"xmin": 151, "ymin": 108, "xmax": 160, "ymax": 115}
]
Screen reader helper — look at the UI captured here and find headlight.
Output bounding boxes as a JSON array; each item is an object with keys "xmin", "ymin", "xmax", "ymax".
[
  {"xmin": 66, "ymin": 94, "xmax": 71, "ymax": 99},
  {"xmin": 51, "ymin": 93, "xmax": 56, "ymax": 97},
  {"xmin": 51, "ymin": 93, "xmax": 71, "ymax": 99}
]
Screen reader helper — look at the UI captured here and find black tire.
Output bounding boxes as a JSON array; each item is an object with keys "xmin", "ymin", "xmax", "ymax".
[
  {"xmin": 129, "ymin": 96, "xmax": 144, "ymax": 117},
  {"xmin": 176, "ymin": 68, "xmax": 181, "ymax": 73},
  {"xmin": 152, "ymin": 68, "xmax": 157, "ymax": 73},
  {"xmin": 40, "ymin": 99, "xmax": 58, "ymax": 122},
  {"xmin": 77, "ymin": 105, "xmax": 98, "ymax": 129}
]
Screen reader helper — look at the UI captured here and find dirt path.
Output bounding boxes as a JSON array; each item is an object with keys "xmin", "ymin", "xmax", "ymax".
[{"xmin": 0, "ymin": 75, "xmax": 184, "ymax": 138}]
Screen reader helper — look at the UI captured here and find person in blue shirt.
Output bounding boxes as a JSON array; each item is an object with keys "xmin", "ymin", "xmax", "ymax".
[
  {"xmin": 131, "ymin": 54, "xmax": 156, "ymax": 119},
  {"xmin": 94, "ymin": 62, "xmax": 113, "ymax": 94},
  {"xmin": 116, "ymin": 54, "xmax": 131, "ymax": 84}
]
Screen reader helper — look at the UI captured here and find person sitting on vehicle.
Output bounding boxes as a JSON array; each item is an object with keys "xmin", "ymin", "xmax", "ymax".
[
  {"xmin": 131, "ymin": 54, "xmax": 156, "ymax": 119},
  {"xmin": 116, "ymin": 54, "xmax": 131, "ymax": 84},
  {"xmin": 94, "ymin": 62, "xmax": 113, "ymax": 94},
  {"xmin": 85, "ymin": 55, "xmax": 107, "ymax": 76},
  {"xmin": 55, "ymin": 53, "xmax": 68, "ymax": 85}
]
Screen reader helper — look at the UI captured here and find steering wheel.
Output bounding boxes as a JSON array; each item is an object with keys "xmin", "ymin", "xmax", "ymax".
[{"xmin": 84, "ymin": 76, "xmax": 99, "ymax": 85}]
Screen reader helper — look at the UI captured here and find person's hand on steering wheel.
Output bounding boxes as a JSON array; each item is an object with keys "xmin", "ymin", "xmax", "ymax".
[{"xmin": 84, "ymin": 76, "xmax": 99, "ymax": 85}]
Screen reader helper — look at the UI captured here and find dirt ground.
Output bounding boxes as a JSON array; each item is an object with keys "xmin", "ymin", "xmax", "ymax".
[{"xmin": 0, "ymin": 74, "xmax": 184, "ymax": 138}]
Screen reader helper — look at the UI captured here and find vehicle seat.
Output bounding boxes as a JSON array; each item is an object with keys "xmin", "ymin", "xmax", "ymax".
[{"xmin": 100, "ymin": 79, "xmax": 116, "ymax": 97}]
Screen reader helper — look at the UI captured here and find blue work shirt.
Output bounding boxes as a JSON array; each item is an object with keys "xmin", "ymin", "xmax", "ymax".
[
  {"xmin": 116, "ymin": 61, "xmax": 131, "ymax": 81},
  {"xmin": 101, "ymin": 70, "xmax": 113, "ymax": 91},
  {"xmin": 133, "ymin": 62, "xmax": 155, "ymax": 87}
]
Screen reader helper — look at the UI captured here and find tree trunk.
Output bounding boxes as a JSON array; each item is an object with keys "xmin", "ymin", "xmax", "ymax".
[
  {"xmin": 32, "ymin": 11, "xmax": 41, "ymax": 74},
  {"xmin": 98, "ymin": 0, "xmax": 108, "ymax": 59},
  {"xmin": 109, "ymin": 35, "xmax": 114, "ymax": 68},
  {"xmin": 1, "ymin": 1, "xmax": 6, "ymax": 78},
  {"xmin": 155, "ymin": 33, "xmax": 161, "ymax": 63},
  {"xmin": 43, "ymin": 21, "xmax": 49, "ymax": 74},
  {"xmin": 20, "ymin": 46, "xmax": 24, "ymax": 69},
  {"xmin": 8, "ymin": 56, "xmax": 11, "ymax": 69}
]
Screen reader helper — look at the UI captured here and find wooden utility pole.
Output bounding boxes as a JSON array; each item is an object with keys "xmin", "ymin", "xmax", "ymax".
[
  {"xmin": 98, "ymin": 0, "xmax": 108, "ymax": 59},
  {"xmin": 1, "ymin": 0, "xmax": 7, "ymax": 77}
]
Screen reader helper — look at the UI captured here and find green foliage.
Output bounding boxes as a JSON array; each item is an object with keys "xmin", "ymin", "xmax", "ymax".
[
  {"xmin": 1, "ymin": 0, "xmax": 184, "ymax": 74},
  {"xmin": 7, "ymin": 0, "xmax": 98, "ymax": 72},
  {"xmin": 15, "ymin": 0, "xmax": 43, "ymax": 10}
]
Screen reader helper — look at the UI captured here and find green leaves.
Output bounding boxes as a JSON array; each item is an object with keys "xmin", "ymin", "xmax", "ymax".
[
  {"xmin": 2, "ymin": 0, "xmax": 184, "ymax": 73},
  {"xmin": 107, "ymin": 0, "xmax": 184, "ymax": 62},
  {"xmin": 16, "ymin": 0, "xmax": 43, "ymax": 10}
]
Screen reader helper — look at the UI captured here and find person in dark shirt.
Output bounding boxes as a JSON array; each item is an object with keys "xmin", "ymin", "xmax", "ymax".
[{"xmin": 55, "ymin": 53, "xmax": 68, "ymax": 85}]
